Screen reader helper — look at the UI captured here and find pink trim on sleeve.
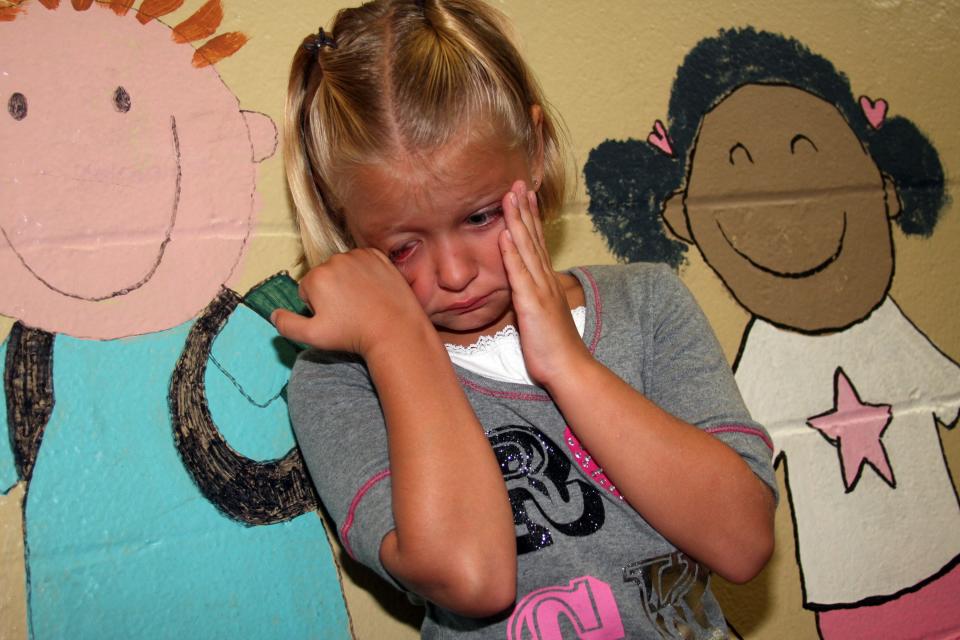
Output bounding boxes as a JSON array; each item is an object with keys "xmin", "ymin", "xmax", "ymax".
[
  {"xmin": 706, "ymin": 424, "xmax": 774, "ymax": 452},
  {"xmin": 578, "ymin": 267, "xmax": 603, "ymax": 354},
  {"xmin": 340, "ymin": 468, "xmax": 391, "ymax": 560}
]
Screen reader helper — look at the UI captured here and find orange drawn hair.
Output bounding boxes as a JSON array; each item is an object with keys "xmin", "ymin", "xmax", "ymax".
[
  {"xmin": 136, "ymin": 0, "xmax": 182, "ymax": 24},
  {"xmin": 193, "ymin": 30, "xmax": 246, "ymax": 67},
  {"xmin": 1, "ymin": 0, "xmax": 245, "ymax": 63},
  {"xmin": 172, "ymin": 0, "xmax": 221, "ymax": 43},
  {"xmin": 0, "ymin": 8, "xmax": 24, "ymax": 21},
  {"xmin": 108, "ymin": 0, "xmax": 133, "ymax": 15}
]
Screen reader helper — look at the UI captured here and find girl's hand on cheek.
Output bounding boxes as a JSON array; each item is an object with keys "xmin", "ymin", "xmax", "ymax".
[
  {"xmin": 498, "ymin": 181, "xmax": 590, "ymax": 388},
  {"xmin": 271, "ymin": 248, "xmax": 431, "ymax": 358}
]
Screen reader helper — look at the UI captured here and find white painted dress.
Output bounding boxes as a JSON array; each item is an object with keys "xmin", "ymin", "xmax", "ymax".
[{"xmin": 735, "ymin": 297, "xmax": 960, "ymax": 607}]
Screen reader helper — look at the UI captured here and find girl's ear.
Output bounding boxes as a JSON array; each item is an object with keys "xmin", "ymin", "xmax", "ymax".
[
  {"xmin": 883, "ymin": 173, "xmax": 902, "ymax": 219},
  {"xmin": 529, "ymin": 104, "xmax": 545, "ymax": 189},
  {"xmin": 662, "ymin": 189, "xmax": 693, "ymax": 243}
]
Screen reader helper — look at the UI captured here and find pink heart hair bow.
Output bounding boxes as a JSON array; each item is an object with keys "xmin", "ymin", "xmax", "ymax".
[
  {"xmin": 859, "ymin": 95, "xmax": 888, "ymax": 129},
  {"xmin": 647, "ymin": 119, "xmax": 675, "ymax": 156}
]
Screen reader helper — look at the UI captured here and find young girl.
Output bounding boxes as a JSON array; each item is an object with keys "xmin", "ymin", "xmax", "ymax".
[{"xmin": 273, "ymin": 2, "xmax": 776, "ymax": 637}]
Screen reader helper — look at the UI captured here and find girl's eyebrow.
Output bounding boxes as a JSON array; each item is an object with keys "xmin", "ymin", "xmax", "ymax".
[{"xmin": 468, "ymin": 199, "xmax": 504, "ymax": 215}]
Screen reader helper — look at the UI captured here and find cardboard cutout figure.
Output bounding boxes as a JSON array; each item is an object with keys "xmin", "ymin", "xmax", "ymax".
[
  {"xmin": 585, "ymin": 28, "xmax": 959, "ymax": 639},
  {"xmin": 0, "ymin": 2, "xmax": 350, "ymax": 637}
]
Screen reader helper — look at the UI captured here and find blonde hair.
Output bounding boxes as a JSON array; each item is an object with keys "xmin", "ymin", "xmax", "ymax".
[{"xmin": 284, "ymin": 0, "xmax": 568, "ymax": 267}]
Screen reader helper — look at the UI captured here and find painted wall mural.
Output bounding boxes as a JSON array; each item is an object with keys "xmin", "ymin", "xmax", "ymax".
[
  {"xmin": 0, "ymin": 1, "xmax": 351, "ymax": 637},
  {"xmin": 585, "ymin": 28, "xmax": 959, "ymax": 639}
]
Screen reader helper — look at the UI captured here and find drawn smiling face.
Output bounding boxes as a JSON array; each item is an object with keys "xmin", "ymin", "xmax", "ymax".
[
  {"xmin": 675, "ymin": 84, "xmax": 896, "ymax": 332},
  {"xmin": 0, "ymin": 4, "xmax": 275, "ymax": 339}
]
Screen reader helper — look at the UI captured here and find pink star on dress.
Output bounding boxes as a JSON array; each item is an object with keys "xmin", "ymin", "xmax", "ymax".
[{"xmin": 807, "ymin": 367, "xmax": 895, "ymax": 492}]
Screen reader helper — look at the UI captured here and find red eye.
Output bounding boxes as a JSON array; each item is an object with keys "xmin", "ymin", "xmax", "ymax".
[{"xmin": 388, "ymin": 242, "xmax": 417, "ymax": 264}]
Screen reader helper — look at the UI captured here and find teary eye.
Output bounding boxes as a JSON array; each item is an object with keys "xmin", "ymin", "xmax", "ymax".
[
  {"xmin": 113, "ymin": 86, "xmax": 131, "ymax": 113},
  {"xmin": 8, "ymin": 93, "xmax": 27, "ymax": 121},
  {"xmin": 728, "ymin": 142, "xmax": 754, "ymax": 166},
  {"xmin": 790, "ymin": 133, "xmax": 818, "ymax": 154},
  {"xmin": 388, "ymin": 241, "xmax": 418, "ymax": 264},
  {"xmin": 465, "ymin": 205, "xmax": 503, "ymax": 227}
]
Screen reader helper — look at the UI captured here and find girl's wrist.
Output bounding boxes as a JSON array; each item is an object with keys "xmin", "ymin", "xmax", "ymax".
[
  {"xmin": 537, "ymin": 341, "xmax": 597, "ymax": 396},
  {"xmin": 361, "ymin": 314, "xmax": 445, "ymax": 368}
]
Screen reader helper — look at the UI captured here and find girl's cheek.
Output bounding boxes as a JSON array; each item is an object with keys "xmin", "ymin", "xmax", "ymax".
[{"xmin": 403, "ymin": 273, "xmax": 433, "ymax": 309}]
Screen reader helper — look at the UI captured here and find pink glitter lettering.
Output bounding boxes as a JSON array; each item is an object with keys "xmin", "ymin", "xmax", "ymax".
[{"xmin": 507, "ymin": 576, "xmax": 625, "ymax": 640}]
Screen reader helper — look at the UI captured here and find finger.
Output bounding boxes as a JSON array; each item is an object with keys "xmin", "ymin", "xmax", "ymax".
[
  {"xmin": 528, "ymin": 190, "xmax": 549, "ymax": 258},
  {"xmin": 504, "ymin": 190, "xmax": 548, "ymax": 288},
  {"xmin": 499, "ymin": 228, "xmax": 538, "ymax": 297},
  {"xmin": 512, "ymin": 182, "xmax": 550, "ymax": 272},
  {"xmin": 271, "ymin": 308, "xmax": 323, "ymax": 348},
  {"xmin": 296, "ymin": 281, "xmax": 316, "ymax": 314},
  {"xmin": 524, "ymin": 189, "xmax": 552, "ymax": 270},
  {"xmin": 514, "ymin": 183, "xmax": 539, "ymax": 244}
]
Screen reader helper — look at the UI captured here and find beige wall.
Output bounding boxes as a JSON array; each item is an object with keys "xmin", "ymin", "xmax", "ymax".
[{"xmin": 2, "ymin": 1, "xmax": 957, "ymax": 638}]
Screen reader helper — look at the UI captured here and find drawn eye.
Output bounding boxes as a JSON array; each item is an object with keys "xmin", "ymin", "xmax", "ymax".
[
  {"xmin": 113, "ymin": 86, "xmax": 131, "ymax": 113},
  {"xmin": 8, "ymin": 93, "xmax": 27, "ymax": 121},
  {"xmin": 790, "ymin": 133, "xmax": 818, "ymax": 154},
  {"xmin": 728, "ymin": 142, "xmax": 754, "ymax": 166}
]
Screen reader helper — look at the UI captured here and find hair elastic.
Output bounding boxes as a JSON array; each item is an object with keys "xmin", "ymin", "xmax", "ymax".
[{"xmin": 304, "ymin": 27, "xmax": 337, "ymax": 52}]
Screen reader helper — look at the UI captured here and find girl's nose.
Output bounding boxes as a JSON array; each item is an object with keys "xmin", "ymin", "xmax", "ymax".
[{"xmin": 434, "ymin": 240, "xmax": 478, "ymax": 292}]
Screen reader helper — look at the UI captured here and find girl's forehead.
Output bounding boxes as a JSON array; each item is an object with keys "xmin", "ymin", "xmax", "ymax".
[
  {"xmin": 349, "ymin": 129, "xmax": 524, "ymax": 197},
  {"xmin": 340, "ymin": 134, "xmax": 530, "ymax": 232}
]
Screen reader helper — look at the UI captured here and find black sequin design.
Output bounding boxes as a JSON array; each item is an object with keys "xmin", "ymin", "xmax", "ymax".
[{"xmin": 488, "ymin": 425, "xmax": 605, "ymax": 554}]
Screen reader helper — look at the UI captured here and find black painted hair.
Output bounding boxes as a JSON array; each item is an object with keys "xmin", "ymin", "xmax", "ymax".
[{"xmin": 584, "ymin": 27, "xmax": 948, "ymax": 267}]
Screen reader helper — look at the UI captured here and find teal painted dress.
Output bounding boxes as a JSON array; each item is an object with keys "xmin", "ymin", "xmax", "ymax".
[{"xmin": 0, "ymin": 293, "xmax": 350, "ymax": 639}]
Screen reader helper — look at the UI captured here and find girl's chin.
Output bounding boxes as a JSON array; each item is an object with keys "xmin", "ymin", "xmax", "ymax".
[{"xmin": 433, "ymin": 305, "xmax": 516, "ymax": 346}]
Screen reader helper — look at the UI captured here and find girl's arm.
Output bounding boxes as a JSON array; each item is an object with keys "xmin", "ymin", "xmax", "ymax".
[
  {"xmin": 499, "ymin": 183, "xmax": 775, "ymax": 584},
  {"xmin": 274, "ymin": 250, "xmax": 516, "ymax": 616}
]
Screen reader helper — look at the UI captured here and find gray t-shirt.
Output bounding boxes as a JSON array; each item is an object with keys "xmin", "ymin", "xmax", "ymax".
[{"xmin": 290, "ymin": 263, "xmax": 777, "ymax": 639}]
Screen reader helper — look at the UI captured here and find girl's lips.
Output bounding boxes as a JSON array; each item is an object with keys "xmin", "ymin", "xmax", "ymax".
[{"xmin": 444, "ymin": 294, "xmax": 491, "ymax": 313}]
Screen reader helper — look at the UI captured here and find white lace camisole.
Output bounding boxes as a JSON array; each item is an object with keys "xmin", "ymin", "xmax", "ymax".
[{"xmin": 445, "ymin": 307, "xmax": 586, "ymax": 386}]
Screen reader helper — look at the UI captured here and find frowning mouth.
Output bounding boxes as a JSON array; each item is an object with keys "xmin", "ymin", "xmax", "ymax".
[
  {"xmin": 444, "ymin": 294, "xmax": 491, "ymax": 313},
  {"xmin": 1, "ymin": 114, "xmax": 182, "ymax": 301},
  {"xmin": 717, "ymin": 211, "xmax": 847, "ymax": 279}
]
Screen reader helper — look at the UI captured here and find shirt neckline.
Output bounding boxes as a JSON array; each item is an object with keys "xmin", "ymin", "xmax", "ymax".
[{"xmin": 451, "ymin": 266, "xmax": 602, "ymax": 398}]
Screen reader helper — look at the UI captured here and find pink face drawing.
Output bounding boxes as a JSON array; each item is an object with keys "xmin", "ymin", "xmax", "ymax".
[{"xmin": 0, "ymin": 3, "xmax": 276, "ymax": 338}]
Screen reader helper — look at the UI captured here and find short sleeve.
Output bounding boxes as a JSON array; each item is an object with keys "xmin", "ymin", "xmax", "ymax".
[
  {"xmin": 288, "ymin": 349, "xmax": 399, "ymax": 587},
  {"xmin": 641, "ymin": 266, "xmax": 777, "ymax": 497}
]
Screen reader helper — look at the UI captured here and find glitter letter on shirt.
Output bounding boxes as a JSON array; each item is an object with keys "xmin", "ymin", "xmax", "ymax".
[
  {"xmin": 488, "ymin": 425, "xmax": 605, "ymax": 554},
  {"xmin": 507, "ymin": 576, "xmax": 625, "ymax": 640}
]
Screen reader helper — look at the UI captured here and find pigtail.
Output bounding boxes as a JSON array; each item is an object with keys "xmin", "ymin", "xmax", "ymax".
[
  {"xmin": 584, "ymin": 138, "xmax": 688, "ymax": 268},
  {"xmin": 283, "ymin": 31, "xmax": 351, "ymax": 267},
  {"xmin": 864, "ymin": 116, "xmax": 948, "ymax": 237}
]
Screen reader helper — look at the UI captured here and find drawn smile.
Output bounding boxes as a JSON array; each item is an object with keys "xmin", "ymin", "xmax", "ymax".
[
  {"xmin": 1, "ymin": 115, "xmax": 182, "ymax": 301},
  {"xmin": 717, "ymin": 211, "xmax": 847, "ymax": 279}
]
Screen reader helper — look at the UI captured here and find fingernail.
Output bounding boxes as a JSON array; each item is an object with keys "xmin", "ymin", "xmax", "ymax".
[
  {"xmin": 269, "ymin": 310, "xmax": 278, "ymax": 325},
  {"xmin": 510, "ymin": 192, "xmax": 518, "ymax": 207}
]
